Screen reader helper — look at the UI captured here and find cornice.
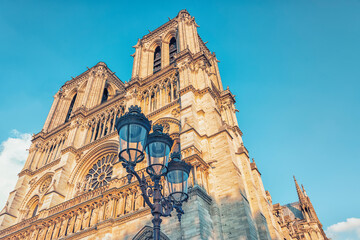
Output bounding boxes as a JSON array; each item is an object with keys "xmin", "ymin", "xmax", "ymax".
[
  {"xmin": 182, "ymin": 154, "xmax": 209, "ymax": 170},
  {"xmin": 146, "ymin": 100, "xmax": 180, "ymax": 119},
  {"xmin": 62, "ymin": 62, "xmax": 124, "ymax": 91},
  {"xmin": 33, "ymin": 122, "xmax": 70, "ymax": 143},
  {"xmin": 220, "ymin": 88, "xmax": 236, "ymax": 103},
  {"xmin": 61, "ymin": 146, "xmax": 77, "ymax": 155},
  {"xmin": 140, "ymin": 65, "xmax": 178, "ymax": 87},
  {"xmin": 141, "ymin": 18, "xmax": 178, "ymax": 42},
  {"xmin": 180, "ymin": 124, "xmax": 234, "ymax": 142},
  {"xmin": 19, "ymin": 159, "xmax": 60, "ymax": 177},
  {"xmin": 179, "ymin": 85, "xmax": 220, "ymax": 102},
  {"xmin": 76, "ymin": 131, "xmax": 118, "ymax": 154},
  {"xmin": 189, "ymin": 185, "xmax": 212, "ymax": 205},
  {"xmin": 77, "ymin": 92, "xmax": 126, "ymax": 119}
]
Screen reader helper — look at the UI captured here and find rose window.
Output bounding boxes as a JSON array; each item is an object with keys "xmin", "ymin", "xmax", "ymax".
[
  {"xmin": 39, "ymin": 177, "xmax": 52, "ymax": 194},
  {"xmin": 86, "ymin": 154, "xmax": 117, "ymax": 190}
]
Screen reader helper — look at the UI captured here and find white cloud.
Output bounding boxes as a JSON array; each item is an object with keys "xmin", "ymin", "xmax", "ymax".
[
  {"xmin": 0, "ymin": 130, "xmax": 31, "ymax": 208},
  {"xmin": 326, "ymin": 218, "xmax": 360, "ymax": 240}
]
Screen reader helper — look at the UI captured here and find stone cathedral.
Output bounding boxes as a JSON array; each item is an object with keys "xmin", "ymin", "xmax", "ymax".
[{"xmin": 0, "ymin": 10, "xmax": 327, "ymax": 240}]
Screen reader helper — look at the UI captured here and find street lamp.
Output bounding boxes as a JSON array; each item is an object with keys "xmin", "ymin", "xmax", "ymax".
[{"xmin": 115, "ymin": 105, "xmax": 192, "ymax": 240}]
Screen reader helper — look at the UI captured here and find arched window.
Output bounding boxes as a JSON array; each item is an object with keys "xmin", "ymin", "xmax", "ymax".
[
  {"xmin": 101, "ymin": 88, "xmax": 109, "ymax": 104},
  {"xmin": 85, "ymin": 154, "xmax": 117, "ymax": 191},
  {"xmin": 65, "ymin": 93, "xmax": 77, "ymax": 123},
  {"xmin": 169, "ymin": 37, "xmax": 177, "ymax": 63},
  {"xmin": 32, "ymin": 204, "xmax": 39, "ymax": 218},
  {"xmin": 153, "ymin": 46, "xmax": 161, "ymax": 73},
  {"xmin": 25, "ymin": 196, "xmax": 40, "ymax": 219}
]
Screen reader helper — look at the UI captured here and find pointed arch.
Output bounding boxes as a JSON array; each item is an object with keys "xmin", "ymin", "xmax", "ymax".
[
  {"xmin": 65, "ymin": 93, "xmax": 77, "ymax": 123},
  {"xmin": 23, "ymin": 195, "xmax": 39, "ymax": 219},
  {"xmin": 153, "ymin": 46, "xmax": 161, "ymax": 73},
  {"xmin": 68, "ymin": 140, "xmax": 119, "ymax": 189},
  {"xmin": 101, "ymin": 87, "xmax": 109, "ymax": 104},
  {"xmin": 169, "ymin": 37, "xmax": 177, "ymax": 63}
]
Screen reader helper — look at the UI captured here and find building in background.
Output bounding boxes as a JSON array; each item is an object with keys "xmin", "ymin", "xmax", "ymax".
[{"xmin": 0, "ymin": 10, "xmax": 327, "ymax": 240}]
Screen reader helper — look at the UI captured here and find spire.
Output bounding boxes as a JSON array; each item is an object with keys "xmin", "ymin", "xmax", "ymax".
[
  {"xmin": 293, "ymin": 176, "xmax": 305, "ymax": 204},
  {"xmin": 301, "ymin": 184, "xmax": 308, "ymax": 197}
]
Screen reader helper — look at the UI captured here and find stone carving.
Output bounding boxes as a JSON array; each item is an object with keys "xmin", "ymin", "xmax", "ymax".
[
  {"xmin": 134, "ymin": 189, "xmax": 144, "ymax": 211},
  {"xmin": 90, "ymin": 204, "xmax": 99, "ymax": 227},
  {"xmin": 74, "ymin": 210, "xmax": 83, "ymax": 233},
  {"xmin": 85, "ymin": 154, "xmax": 116, "ymax": 191},
  {"xmin": 105, "ymin": 199, "xmax": 113, "ymax": 219},
  {"xmin": 82, "ymin": 207, "xmax": 91, "ymax": 229},
  {"xmin": 39, "ymin": 177, "xmax": 52, "ymax": 194}
]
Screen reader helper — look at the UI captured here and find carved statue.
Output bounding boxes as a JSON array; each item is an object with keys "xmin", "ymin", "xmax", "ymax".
[
  {"xmin": 134, "ymin": 190, "xmax": 143, "ymax": 211},
  {"xmin": 52, "ymin": 220, "xmax": 61, "ymax": 239},
  {"xmin": 75, "ymin": 182, "xmax": 83, "ymax": 196},
  {"xmin": 75, "ymin": 177, "xmax": 92, "ymax": 196},
  {"xmin": 67, "ymin": 214, "xmax": 76, "ymax": 234},
  {"xmin": 29, "ymin": 227, "xmax": 39, "ymax": 239},
  {"xmin": 124, "ymin": 193, "xmax": 133, "ymax": 214},
  {"xmin": 98, "ymin": 202, "xmax": 105, "ymax": 222},
  {"xmin": 44, "ymin": 223, "xmax": 55, "ymax": 240},
  {"xmin": 74, "ymin": 211, "xmax": 83, "ymax": 232},
  {"xmin": 24, "ymin": 208, "xmax": 30, "ymax": 220},
  {"xmin": 82, "ymin": 207, "xmax": 91, "ymax": 229},
  {"xmin": 90, "ymin": 205, "xmax": 99, "ymax": 227},
  {"xmin": 105, "ymin": 199, "xmax": 113, "ymax": 219},
  {"xmin": 58, "ymin": 217, "xmax": 68, "ymax": 237},
  {"xmin": 117, "ymin": 194, "xmax": 125, "ymax": 216},
  {"xmin": 37, "ymin": 226, "xmax": 47, "ymax": 240}
]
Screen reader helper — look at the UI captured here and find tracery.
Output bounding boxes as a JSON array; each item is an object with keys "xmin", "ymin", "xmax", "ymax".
[
  {"xmin": 85, "ymin": 154, "xmax": 117, "ymax": 191},
  {"xmin": 140, "ymin": 75, "xmax": 179, "ymax": 114}
]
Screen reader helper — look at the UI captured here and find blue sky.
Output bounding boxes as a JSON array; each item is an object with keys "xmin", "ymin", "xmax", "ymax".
[{"xmin": 0, "ymin": 0, "xmax": 359, "ymax": 238}]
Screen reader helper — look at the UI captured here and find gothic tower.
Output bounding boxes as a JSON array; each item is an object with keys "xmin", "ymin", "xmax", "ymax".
[
  {"xmin": 271, "ymin": 177, "xmax": 328, "ymax": 240},
  {"xmin": 0, "ymin": 10, "xmax": 326, "ymax": 240}
]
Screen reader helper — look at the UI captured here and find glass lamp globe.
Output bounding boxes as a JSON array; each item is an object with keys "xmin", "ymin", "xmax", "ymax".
[
  {"xmin": 166, "ymin": 152, "xmax": 192, "ymax": 203},
  {"xmin": 145, "ymin": 124, "xmax": 174, "ymax": 177},
  {"xmin": 115, "ymin": 106, "xmax": 151, "ymax": 165}
]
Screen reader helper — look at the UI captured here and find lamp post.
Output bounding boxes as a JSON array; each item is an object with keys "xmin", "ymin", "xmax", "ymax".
[{"xmin": 115, "ymin": 105, "xmax": 192, "ymax": 240}]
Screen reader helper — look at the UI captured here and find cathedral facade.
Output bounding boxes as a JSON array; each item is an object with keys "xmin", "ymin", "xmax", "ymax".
[{"xmin": 0, "ymin": 10, "xmax": 327, "ymax": 240}]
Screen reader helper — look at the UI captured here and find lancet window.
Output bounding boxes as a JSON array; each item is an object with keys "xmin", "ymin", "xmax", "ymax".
[
  {"xmin": 140, "ymin": 76, "xmax": 179, "ymax": 114},
  {"xmin": 153, "ymin": 46, "xmax": 161, "ymax": 73},
  {"xmin": 101, "ymin": 88, "xmax": 109, "ymax": 104},
  {"xmin": 28, "ymin": 136, "xmax": 66, "ymax": 170},
  {"xmin": 65, "ymin": 93, "xmax": 77, "ymax": 123},
  {"xmin": 24, "ymin": 196, "xmax": 40, "ymax": 219},
  {"xmin": 85, "ymin": 106, "xmax": 124, "ymax": 145},
  {"xmin": 169, "ymin": 37, "xmax": 177, "ymax": 63}
]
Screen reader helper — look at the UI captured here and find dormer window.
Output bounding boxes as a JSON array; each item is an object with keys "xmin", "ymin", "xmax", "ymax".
[
  {"xmin": 169, "ymin": 37, "xmax": 177, "ymax": 63},
  {"xmin": 101, "ymin": 88, "xmax": 109, "ymax": 104},
  {"xmin": 65, "ymin": 93, "xmax": 77, "ymax": 123},
  {"xmin": 153, "ymin": 46, "xmax": 161, "ymax": 73}
]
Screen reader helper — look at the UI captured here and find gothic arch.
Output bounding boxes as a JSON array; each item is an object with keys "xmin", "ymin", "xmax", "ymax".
[
  {"xmin": 132, "ymin": 226, "xmax": 170, "ymax": 240},
  {"xmin": 163, "ymin": 29, "xmax": 177, "ymax": 43},
  {"xmin": 23, "ymin": 195, "xmax": 39, "ymax": 219},
  {"xmin": 68, "ymin": 140, "xmax": 119, "ymax": 190},
  {"xmin": 153, "ymin": 117, "xmax": 180, "ymax": 135},
  {"xmin": 107, "ymin": 77, "xmax": 125, "ymax": 93},
  {"xmin": 104, "ymin": 81, "xmax": 116, "ymax": 99},
  {"xmin": 20, "ymin": 172, "xmax": 54, "ymax": 211},
  {"xmin": 148, "ymin": 38, "xmax": 162, "ymax": 52}
]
